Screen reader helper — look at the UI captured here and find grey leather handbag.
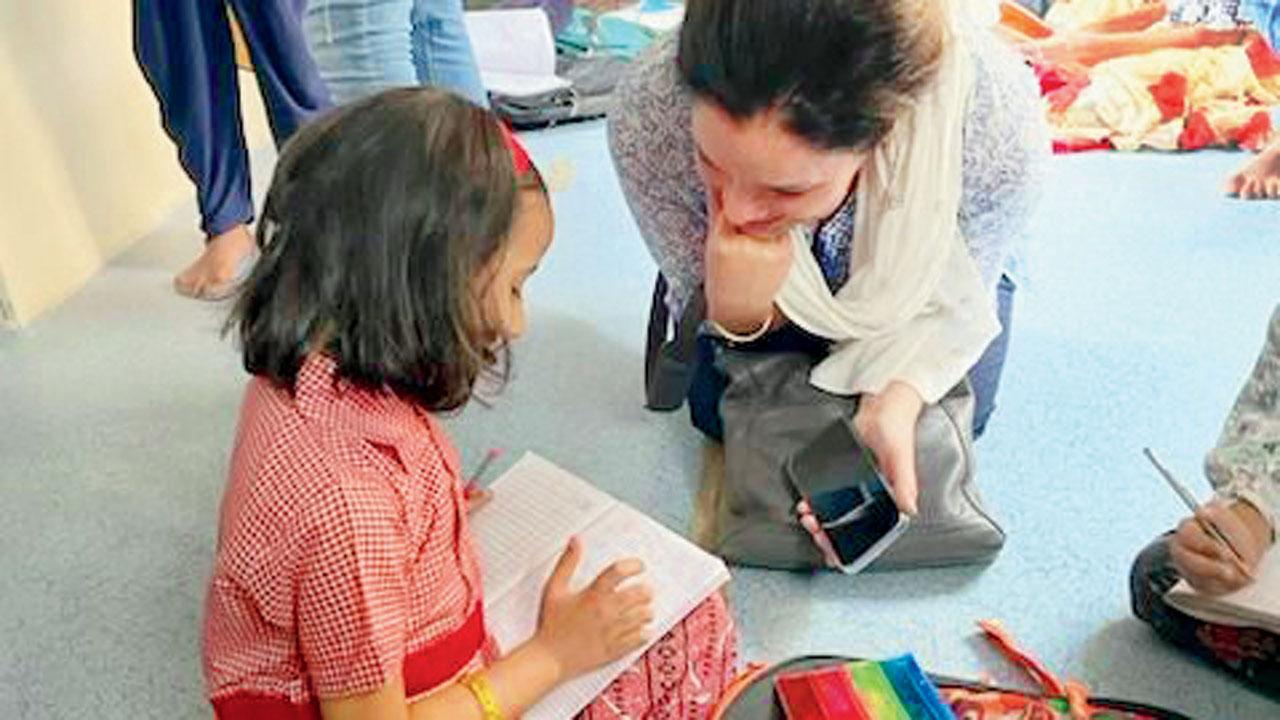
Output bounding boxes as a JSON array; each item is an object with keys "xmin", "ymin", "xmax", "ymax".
[
  {"xmin": 641, "ymin": 274, "xmax": 1004, "ymax": 571},
  {"xmin": 711, "ymin": 348, "xmax": 1006, "ymax": 571}
]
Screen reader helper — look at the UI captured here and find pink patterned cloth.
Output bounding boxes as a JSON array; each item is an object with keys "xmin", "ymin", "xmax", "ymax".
[{"xmin": 578, "ymin": 592, "xmax": 740, "ymax": 720}]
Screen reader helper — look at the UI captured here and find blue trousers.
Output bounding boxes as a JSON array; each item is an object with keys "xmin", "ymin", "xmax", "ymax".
[
  {"xmin": 134, "ymin": 0, "xmax": 332, "ymax": 237},
  {"xmin": 302, "ymin": 0, "xmax": 488, "ymax": 107},
  {"xmin": 689, "ymin": 274, "xmax": 1017, "ymax": 442}
]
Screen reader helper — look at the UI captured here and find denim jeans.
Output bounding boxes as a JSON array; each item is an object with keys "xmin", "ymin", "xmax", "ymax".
[
  {"xmin": 303, "ymin": 0, "xmax": 488, "ymax": 107},
  {"xmin": 411, "ymin": 0, "xmax": 488, "ymax": 107}
]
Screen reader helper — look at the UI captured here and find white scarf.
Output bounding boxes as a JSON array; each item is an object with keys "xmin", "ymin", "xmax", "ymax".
[{"xmin": 773, "ymin": 1, "xmax": 999, "ymax": 404}]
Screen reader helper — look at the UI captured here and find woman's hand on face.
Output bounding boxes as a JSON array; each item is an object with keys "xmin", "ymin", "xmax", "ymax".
[
  {"xmin": 703, "ymin": 208, "xmax": 792, "ymax": 333},
  {"xmin": 853, "ymin": 381, "xmax": 924, "ymax": 516}
]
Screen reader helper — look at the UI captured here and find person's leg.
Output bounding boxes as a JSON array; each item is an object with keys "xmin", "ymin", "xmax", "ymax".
[
  {"xmin": 302, "ymin": 0, "xmax": 417, "ymax": 106},
  {"xmin": 1022, "ymin": 25, "xmax": 1245, "ymax": 68},
  {"xmin": 411, "ymin": 0, "xmax": 489, "ymax": 107},
  {"xmin": 1131, "ymin": 534, "xmax": 1280, "ymax": 696},
  {"xmin": 228, "ymin": 0, "xmax": 333, "ymax": 148},
  {"xmin": 968, "ymin": 274, "xmax": 1016, "ymax": 439},
  {"xmin": 134, "ymin": 0, "xmax": 257, "ymax": 298}
]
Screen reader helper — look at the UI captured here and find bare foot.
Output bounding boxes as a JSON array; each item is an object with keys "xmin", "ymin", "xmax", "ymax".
[
  {"xmin": 173, "ymin": 224, "xmax": 257, "ymax": 300},
  {"xmin": 1225, "ymin": 141, "xmax": 1280, "ymax": 200}
]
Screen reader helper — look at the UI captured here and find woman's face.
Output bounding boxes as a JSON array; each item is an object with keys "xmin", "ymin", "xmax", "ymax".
[{"xmin": 692, "ymin": 100, "xmax": 865, "ymax": 238}]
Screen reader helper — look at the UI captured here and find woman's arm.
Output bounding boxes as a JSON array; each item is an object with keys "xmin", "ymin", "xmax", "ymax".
[
  {"xmin": 608, "ymin": 34, "xmax": 709, "ymax": 317},
  {"xmin": 957, "ymin": 26, "xmax": 1051, "ymax": 290},
  {"xmin": 1018, "ymin": 25, "xmax": 1245, "ymax": 68},
  {"xmin": 849, "ymin": 28, "xmax": 1051, "ymax": 514}
]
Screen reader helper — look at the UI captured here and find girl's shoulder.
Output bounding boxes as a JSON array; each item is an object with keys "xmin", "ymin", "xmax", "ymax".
[{"xmin": 223, "ymin": 370, "xmax": 442, "ymax": 543}]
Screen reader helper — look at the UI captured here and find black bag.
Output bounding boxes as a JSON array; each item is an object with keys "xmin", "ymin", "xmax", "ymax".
[{"xmin": 490, "ymin": 54, "xmax": 629, "ymax": 129}]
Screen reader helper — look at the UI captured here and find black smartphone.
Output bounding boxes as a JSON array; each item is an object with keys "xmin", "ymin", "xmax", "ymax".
[{"xmin": 785, "ymin": 418, "xmax": 910, "ymax": 574}]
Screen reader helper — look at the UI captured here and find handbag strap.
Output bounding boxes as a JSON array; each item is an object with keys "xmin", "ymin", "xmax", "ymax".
[
  {"xmin": 643, "ymin": 273, "xmax": 671, "ymax": 400},
  {"xmin": 643, "ymin": 275, "xmax": 707, "ymax": 411},
  {"xmin": 976, "ymin": 619, "xmax": 1090, "ymax": 719}
]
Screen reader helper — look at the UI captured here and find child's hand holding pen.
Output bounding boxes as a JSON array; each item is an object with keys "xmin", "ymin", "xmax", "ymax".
[
  {"xmin": 1145, "ymin": 448, "xmax": 1271, "ymax": 595},
  {"xmin": 1170, "ymin": 500, "xmax": 1270, "ymax": 595},
  {"xmin": 464, "ymin": 448, "xmax": 503, "ymax": 515}
]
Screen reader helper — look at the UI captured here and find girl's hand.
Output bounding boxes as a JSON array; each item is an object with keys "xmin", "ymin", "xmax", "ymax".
[
  {"xmin": 464, "ymin": 487, "xmax": 492, "ymax": 515},
  {"xmin": 1171, "ymin": 500, "xmax": 1271, "ymax": 595},
  {"xmin": 853, "ymin": 381, "xmax": 924, "ymax": 516},
  {"xmin": 534, "ymin": 538, "xmax": 655, "ymax": 680}
]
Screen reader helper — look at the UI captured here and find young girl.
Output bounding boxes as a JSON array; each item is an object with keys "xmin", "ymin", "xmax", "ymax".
[
  {"xmin": 202, "ymin": 89, "xmax": 738, "ymax": 719},
  {"xmin": 1131, "ymin": 304, "xmax": 1279, "ymax": 695}
]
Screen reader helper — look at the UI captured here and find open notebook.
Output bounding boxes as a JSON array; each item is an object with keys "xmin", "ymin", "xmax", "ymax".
[
  {"xmin": 463, "ymin": 9, "xmax": 569, "ymax": 98},
  {"xmin": 468, "ymin": 453, "xmax": 731, "ymax": 719},
  {"xmin": 1165, "ymin": 544, "xmax": 1280, "ymax": 634}
]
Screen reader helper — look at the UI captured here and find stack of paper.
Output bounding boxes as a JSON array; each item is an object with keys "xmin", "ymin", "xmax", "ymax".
[{"xmin": 463, "ymin": 9, "xmax": 570, "ymax": 97}]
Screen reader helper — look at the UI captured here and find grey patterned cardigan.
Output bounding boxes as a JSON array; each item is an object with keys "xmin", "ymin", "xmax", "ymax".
[{"xmin": 1207, "ymin": 305, "xmax": 1280, "ymax": 540}]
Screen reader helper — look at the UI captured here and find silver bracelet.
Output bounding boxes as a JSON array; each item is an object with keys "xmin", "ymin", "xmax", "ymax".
[{"xmin": 708, "ymin": 315, "xmax": 772, "ymax": 344}]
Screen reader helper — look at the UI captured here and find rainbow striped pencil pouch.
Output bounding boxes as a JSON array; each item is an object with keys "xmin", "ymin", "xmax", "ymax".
[{"xmin": 774, "ymin": 654, "xmax": 952, "ymax": 720}]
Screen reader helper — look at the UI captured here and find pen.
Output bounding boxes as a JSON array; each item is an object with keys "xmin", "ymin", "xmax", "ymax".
[{"xmin": 465, "ymin": 448, "xmax": 504, "ymax": 496}]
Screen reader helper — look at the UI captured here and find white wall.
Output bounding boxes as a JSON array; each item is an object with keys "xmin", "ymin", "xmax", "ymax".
[{"xmin": 0, "ymin": 2, "xmax": 270, "ymax": 327}]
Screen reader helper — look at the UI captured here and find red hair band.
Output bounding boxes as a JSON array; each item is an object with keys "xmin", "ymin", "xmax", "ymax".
[{"xmin": 498, "ymin": 122, "xmax": 533, "ymax": 175}]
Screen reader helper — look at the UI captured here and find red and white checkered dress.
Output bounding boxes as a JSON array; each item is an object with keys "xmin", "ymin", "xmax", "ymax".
[
  {"xmin": 203, "ymin": 354, "xmax": 739, "ymax": 719},
  {"xmin": 203, "ymin": 354, "xmax": 495, "ymax": 717}
]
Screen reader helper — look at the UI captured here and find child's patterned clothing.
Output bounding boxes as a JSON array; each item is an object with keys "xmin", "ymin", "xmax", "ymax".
[{"xmin": 1130, "ymin": 304, "xmax": 1280, "ymax": 697}]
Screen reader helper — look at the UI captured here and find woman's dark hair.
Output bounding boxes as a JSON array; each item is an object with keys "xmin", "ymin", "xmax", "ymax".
[
  {"xmin": 678, "ymin": 0, "xmax": 944, "ymax": 151},
  {"xmin": 227, "ymin": 88, "xmax": 541, "ymax": 412}
]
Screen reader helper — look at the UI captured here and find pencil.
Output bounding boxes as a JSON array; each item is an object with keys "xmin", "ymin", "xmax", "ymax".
[
  {"xmin": 1142, "ymin": 447, "xmax": 1255, "ymax": 580},
  {"xmin": 465, "ymin": 447, "xmax": 504, "ymax": 495}
]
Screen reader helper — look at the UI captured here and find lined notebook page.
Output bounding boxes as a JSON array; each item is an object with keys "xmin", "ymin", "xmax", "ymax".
[
  {"xmin": 469, "ymin": 453, "xmax": 731, "ymax": 720},
  {"xmin": 1166, "ymin": 545, "xmax": 1280, "ymax": 634},
  {"xmin": 469, "ymin": 453, "xmax": 614, "ymax": 602}
]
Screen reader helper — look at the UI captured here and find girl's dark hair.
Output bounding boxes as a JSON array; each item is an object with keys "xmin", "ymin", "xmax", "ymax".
[
  {"xmin": 227, "ymin": 88, "xmax": 541, "ymax": 412},
  {"xmin": 678, "ymin": 0, "xmax": 943, "ymax": 151}
]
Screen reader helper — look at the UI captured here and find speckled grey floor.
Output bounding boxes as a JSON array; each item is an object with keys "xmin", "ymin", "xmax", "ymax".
[{"xmin": 2, "ymin": 121, "xmax": 1277, "ymax": 718}]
